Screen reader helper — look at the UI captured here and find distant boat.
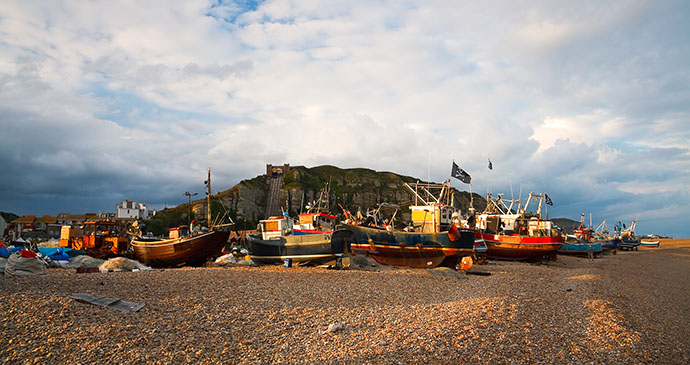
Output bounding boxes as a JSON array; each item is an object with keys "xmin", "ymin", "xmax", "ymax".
[
  {"xmin": 337, "ymin": 181, "xmax": 475, "ymax": 269},
  {"xmin": 474, "ymin": 192, "xmax": 562, "ymax": 260},
  {"xmin": 640, "ymin": 240, "xmax": 660, "ymax": 248},
  {"xmin": 614, "ymin": 220, "xmax": 641, "ymax": 251},
  {"xmin": 129, "ymin": 168, "xmax": 231, "ymax": 267}
]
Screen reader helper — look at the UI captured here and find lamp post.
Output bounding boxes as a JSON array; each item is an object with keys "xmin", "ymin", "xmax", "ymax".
[{"xmin": 184, "ymin": 191, "xmax": 198, "ymax": 226}]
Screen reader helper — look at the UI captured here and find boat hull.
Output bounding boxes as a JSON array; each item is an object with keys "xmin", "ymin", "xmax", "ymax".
[
  {"xmin": 558, "ymin": 242, "xmax": 603, "ymax": 256},
  {"xmin": 476, "ymin": 232, "xmax": 562, "ymax": 260},
  {"xmin": 247, "ymin": 232, "xmax": 342, "ymax": 264},
  {"xmin": 339, "ymin": 223, "xmax": 474, "ymax": 269},
  {"xmin": 618, "ymin": 238, "xmax": 641, "ymax": 251},
  {"xmin": 596, "ymin": 239, "xmax": 618, "ymax": 251},
  {"xmin": 130, "ymin": 230, "xmax": 230, "ymax": 267}
]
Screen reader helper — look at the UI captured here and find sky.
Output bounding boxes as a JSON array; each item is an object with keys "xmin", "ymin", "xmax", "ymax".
[{"xmin": 0, "ymin": 0, "xmax": 688, "ymax": 237}]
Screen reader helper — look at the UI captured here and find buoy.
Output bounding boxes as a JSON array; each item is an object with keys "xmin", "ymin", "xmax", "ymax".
[{"xmin": 459, "ymin": 256, "xmax": 473, "ymax": 271}]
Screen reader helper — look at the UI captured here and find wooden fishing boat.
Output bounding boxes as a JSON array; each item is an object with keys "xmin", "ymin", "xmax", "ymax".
[
  {"xmin": 130, "ymin": 227, "xmax": 230, "ymax": 267},
  {"xmin": 341, "ymin": 222, "xmax": 474, "ymax": 268},
  {"xmin": 338, "ymin": 181, "xmax": 475, "ymax": 268},
  {"xmin": 247, "ymin": 215, "xmax": 344, "ymax": 264},
  {"xmin": 129, "ymin": 168, "xmax": 232, "ymax": 267},
  {"xmin": 475, "ymin": 192, "xmax": 562, "ymax": 260}
]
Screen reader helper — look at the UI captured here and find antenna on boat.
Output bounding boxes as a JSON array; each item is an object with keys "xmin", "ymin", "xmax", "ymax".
[
  {"xmin": 184, "ymin": 191, "xmax": 198, "ymax": 226},
  {"xmin": 205, "ymin": 168, "xmax": 212, "ymax": 229}
]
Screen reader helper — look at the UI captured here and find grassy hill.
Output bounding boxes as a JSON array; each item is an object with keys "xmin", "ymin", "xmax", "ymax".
[{"xmin": 144, "ymin": 165, "xmax": 486, "ymax": 234}]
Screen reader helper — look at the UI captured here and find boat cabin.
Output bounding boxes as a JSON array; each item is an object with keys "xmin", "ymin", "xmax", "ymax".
[
  {"xmin": 169, "ymin": 226, "xmax": 191, "ymax": 239},
  {"xmin": 295, "ymin": 212, "xmax": 336, "ymax": 232},
  {"xmin": 476, "ymin": 214, "xmax": 555, "ymax": 237},
  {"xmin": 258, "ymin": 216, "xmax": 291, "ymax": 240},
  {"xmin": 410, "ymin": 204, "xmax": 456, "ymax": 233}
]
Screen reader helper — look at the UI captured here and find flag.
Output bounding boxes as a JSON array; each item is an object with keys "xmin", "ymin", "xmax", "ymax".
[
  {"xmin": 545, "ymin": 193, "xmax": 553, "ymax": 206},
  {"xmin": 488, "ymin": 158, "xmax": 493, "ymax": 170},
  {"xmin": 451, "ymin": 161, "xmax": 471, "ymax": 184}
]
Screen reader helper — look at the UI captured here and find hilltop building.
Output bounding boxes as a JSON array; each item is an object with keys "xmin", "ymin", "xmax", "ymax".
[{"xmin": 116, "ymin": 200, "xmax": 156, "ymax": 219}]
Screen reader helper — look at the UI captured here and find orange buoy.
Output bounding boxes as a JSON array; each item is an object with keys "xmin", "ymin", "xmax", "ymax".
[{"xmin": 459, "ymin": 256, "xmax": 473, "ymax": 271}]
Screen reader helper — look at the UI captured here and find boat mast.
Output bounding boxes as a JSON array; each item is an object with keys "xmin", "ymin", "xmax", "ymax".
[{"xmin": 206, "ymin": 168, "xmax": 212, "ymax": 229}]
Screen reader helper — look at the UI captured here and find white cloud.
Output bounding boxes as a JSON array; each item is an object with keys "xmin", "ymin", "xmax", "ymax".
[{"xmin": 0, "ymin": 0, "xmax": 689, "ymax": 236}]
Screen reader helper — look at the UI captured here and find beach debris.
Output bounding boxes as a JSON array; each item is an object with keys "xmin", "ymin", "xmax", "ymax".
[
  {"xmin": 215, "ymin": 253, "xmax": 237, "ymax": 266},
  {"xmin": 466, "ymin": 271, "xmax": 491, "ymax": 276},
  {"xmin": 0, "ymin": 241, "xmax": 12, "ymax": 258},
  {"xmin": 4, "ymin": 251, "xmax": 46, "ymax": 276},
  {"xmin": 98, "ymin": 257, "xmax": 152, "ymax": 272},
  {"xmin": 348, "ymin": 255, "xmax": 379, "ymax": 271},
  {"xmin": 70, "ymin": 293, "xmax": 145, "ymax": 312},
  {"xmin": 318, "ymin": 323, "xmax": 344, "ymax": 335},
  {"xmin": 64, "ymin": 255, "xmax": 105, "ymax": 269},
  {"xmin": 428, "ymin": 267, "xmax": 465, "ymax": 278}
]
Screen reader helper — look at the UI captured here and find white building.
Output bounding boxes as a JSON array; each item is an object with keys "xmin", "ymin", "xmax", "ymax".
[
  {"xmin": 0, "ymin": 214, "xmax": 6, "ymax": 238},
  {"xmin": 116, "ymin": 200, "xmax": 155, "ymax": 219}
]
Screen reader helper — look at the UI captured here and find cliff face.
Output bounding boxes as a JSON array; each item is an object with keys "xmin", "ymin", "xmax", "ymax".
[{"xmin": 203, "ymin": 165, "xmax": 486, "ymax": 224}]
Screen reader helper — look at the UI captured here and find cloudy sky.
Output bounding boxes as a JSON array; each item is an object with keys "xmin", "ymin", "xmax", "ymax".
[{"xmin": 1, "ymin": 1, "xmax": 688, "ymax": 237}]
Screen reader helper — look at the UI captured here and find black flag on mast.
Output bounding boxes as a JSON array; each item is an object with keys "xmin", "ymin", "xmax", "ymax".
[
  {"xmin": 451, "ymin": 161, "xmax": 471, "ymax": 184},
  {"xmin": 545, "ymin": 193, "xmax": 553, "ymax": 206},
  {"xmin": 488, "ymin": 158, "xmax": 493, "ymax": 170}
]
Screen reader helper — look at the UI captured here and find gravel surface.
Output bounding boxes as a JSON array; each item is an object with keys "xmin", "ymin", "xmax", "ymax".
[{"xmin": 2, "ymin": 238, "xmax": 689, "ymax": 364}]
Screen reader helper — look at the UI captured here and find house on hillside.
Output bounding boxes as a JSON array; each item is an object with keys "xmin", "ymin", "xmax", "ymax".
[
  {"xmin": 0, "ymin": 215, "xmax": 6, "ymax": 239},
  {"xmin": 12, "ymin": 216, "xmax": 36, "ymax": 235},
  {"xmin": 34, "ymin": 215, "xmax": 56, "ymax": 232},
  {"xmin": 56, "ymin": 213, "xmax": 98, "ymax": 227},
  {"xmin": 116, "ymin": 200, "xmax": 155, "ymax": 219}
]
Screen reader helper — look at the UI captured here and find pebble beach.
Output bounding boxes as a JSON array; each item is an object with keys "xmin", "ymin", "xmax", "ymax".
[{"xmin": 2, "ymin": 238, "xmax": 689, "ymax": 364}]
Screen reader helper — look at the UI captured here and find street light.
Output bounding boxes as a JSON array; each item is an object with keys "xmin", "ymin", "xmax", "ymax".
[{"xmin": 184, "ymin": 191, "xmax": 198, "ymax": 226}]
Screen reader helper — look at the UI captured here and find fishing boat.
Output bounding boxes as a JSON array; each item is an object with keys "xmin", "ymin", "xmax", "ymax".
[
  {"xmin": 474, "ymin": 192, "xmax": 562, "ymax": 260},
  {"xmin": 292, "ymin": 183, "xmax": 337, "ymax": 235},
  {"xmin": 559, "ymin": 232, "xmax": 604, "ymax": 256},
  {"xmin": 247, "ymin": 214, "xmax": 345, "ymax": 264},
  {"xmin": 337, "ymin": 181, "xmax": 475, "ymax": 268},
  {"xmin": 614, "ymin": 220, "xmax": 641, "ymax": 251},
  {"xmin": 590, "ymin": 218, "xmax": 618, "ymax": 251},
  {"xmin": 129, "ymin": 169, "xmax": 231, "ymax": 267},
  {"xmin": 130, "ymin": 226, "xmax": 230, "ymax": 267}
]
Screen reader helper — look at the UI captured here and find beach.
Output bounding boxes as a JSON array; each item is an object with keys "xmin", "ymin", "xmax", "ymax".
[{"xmin": 2, "ymin": 238, "xmax": 689, "ymax": 363}]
